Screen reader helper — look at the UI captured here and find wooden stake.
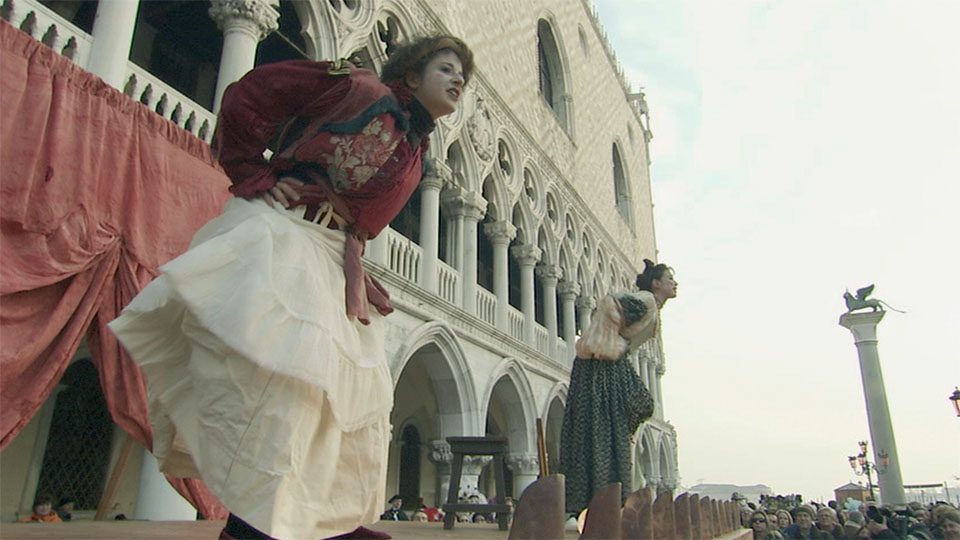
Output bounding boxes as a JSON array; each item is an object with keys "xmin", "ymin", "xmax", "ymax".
[{"xmin": 95, "ymin": 431, "xmax": 136, "ymax": 520}]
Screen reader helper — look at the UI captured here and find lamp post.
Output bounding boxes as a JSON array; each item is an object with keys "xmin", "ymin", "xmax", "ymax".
[
  {"xmin": 849, "ymin": 440, "xmax": 879, "ymax": 502},
  {"xmin": 950, "ymin": 387, "xmax": 960, "ymax": 417}
]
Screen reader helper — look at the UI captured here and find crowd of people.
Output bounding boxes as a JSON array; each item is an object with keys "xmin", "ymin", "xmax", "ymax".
[
  {"xmin": 742, "ymin": 500, "xmax": 960, "ymax": 540},
  {"xmin": 17, "ymin": 494, "xmax": 74, "ymax": 523}
]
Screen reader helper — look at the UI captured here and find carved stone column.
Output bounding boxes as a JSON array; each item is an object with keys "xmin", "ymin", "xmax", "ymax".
[
  {"xmin": 484, "ymin": 221, "xmax": 516, "ymax": 331},
  {"xmin": 446, "ymin": 193, "xmax": 486, "ymax": 315},
  {"xmin": 511, "ymin": 244, "xmax": 541, "ymax": 346},
  {"xmin": 536, "ymin": 264, "xmax": 562, "ymax": 356},
  {"xmin": 418, "ymin": 161, "xmax": 449, "ymax": 294},
  {"xmin": 558, "ymin": 280, "xmax": 580, "ymax": 362},
  {"xmin": 506, "ymin": 453, "xmax": 540, "ymax": 498},
  {"xmin": 429, "ymin": 440, "xmax": 452, "ymax": 506},
  {"xmin": 209, "ymin": 0, "xmax": 280, "ymax": 112},
  {"xmin": 86, "ymin": 0, "xmax": 140, "ymax": 88},
  {"xmin": 459, "ymin": 455, "xmax": 493, "ymax": 497},
  {"xmin": 647, "ymin": 361, "xmax": 659, "ymax": 418},
  {"xmin": 655, "ymin": 363, "xmax": 666, "ymax": 419},
  {"xmin": 576, "ymin": 296, "xmax": 596, "ymax": 337},
  {"xmin": 839, "ymin": 310, "xmax": 906, "ymax": 504}
]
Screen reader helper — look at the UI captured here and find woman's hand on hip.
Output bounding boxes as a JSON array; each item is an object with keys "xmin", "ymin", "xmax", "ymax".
[{"xmin": 263, "ymin": 176, "xmax": 304, "ymax": 208}]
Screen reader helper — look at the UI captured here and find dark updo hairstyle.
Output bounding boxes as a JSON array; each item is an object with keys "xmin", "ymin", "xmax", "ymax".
[
  {"xmin": 635, "ymin": 258, "xmax": 672, "ymax": 292},
  {"xmin": 380, "ymin": 35, "xmax": 474, "ymax": 86}
]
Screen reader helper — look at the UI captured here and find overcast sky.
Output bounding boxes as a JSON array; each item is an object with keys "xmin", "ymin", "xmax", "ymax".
[{"xmin": 592, "ymin": 0, "xmax": 960, "ymax": 504}]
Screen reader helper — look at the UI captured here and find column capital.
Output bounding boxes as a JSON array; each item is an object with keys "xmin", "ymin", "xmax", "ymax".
[
  {"xmin": 461, "ymin": 455, "xmax": 493, "ymax": 476},
  {"xmin": 428, "ymin": 439, "xmax": 452, "ymax": 465},
  {"xmin": 422, "ymin": 158, "xmax": 452, "ymax": 191},
  {"xmin": 839, "ymin": 311, "xmax": 885, "ymax": 343},
  {"xmin": 576, "ymin": 296, "xmax": 597, "ymax": 311},
  {"xmin": 511, "ymin": 244, "xmax": 542, "ymax": 267},
  {"xmin": 535, "ymin": 263, "xmax": 563, "ymax": 284},
  {"xmin": 558, "ymin": 280, "xmax": 581, "ymax": 299},
  {"xmin": 505, "ymin": 453, "xmax": 540, "ymax": 475},
  {"xmin": 209, "ymin": 0, "xmax": 280, "ymax": 41},
  {"xmin": 484, "ymin": 220, "xmax": 516, "ymax": 245},
  {"xmin": 443, "ymin": 190, "xmax": 487, "ymax": 221}
]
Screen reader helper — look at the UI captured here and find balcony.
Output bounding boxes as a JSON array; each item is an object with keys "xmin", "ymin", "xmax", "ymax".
[{"xmin": 5, "ymin": 0, "xmax": 216, "ymax": 143}]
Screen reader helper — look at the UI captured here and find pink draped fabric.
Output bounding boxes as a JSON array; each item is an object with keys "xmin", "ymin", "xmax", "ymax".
[{"xmin": 0, "ymin": 21, "xmax": 229, "ymax": 519}]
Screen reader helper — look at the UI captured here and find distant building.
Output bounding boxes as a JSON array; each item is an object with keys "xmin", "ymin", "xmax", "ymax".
[
  {"xmin": 689, "ymin": 483, "xmax": 773, "ymax": 503},
  {"xmin": 834, "ymin": 482, "xmax": 872, "ymax": 507}
]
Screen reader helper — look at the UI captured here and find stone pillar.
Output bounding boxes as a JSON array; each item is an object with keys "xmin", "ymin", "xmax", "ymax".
[
  {"xmin": 655, "ymin": 363, "xmax": 666, "ymax": 419},
  {"xmin": 459, "ymin": 455, "xmax": 493, "ymax": 495},
  {"xmin": 536, "ymin": 264, "xmax": 562, "ymax": 356},
  {"xmin": 418, "ymin": 163, "xmax": 448, "ymax": 294},
  {"xmin": 839, "ymin": 311, "xmax": 906, "ymax": 504},
  {"xmin": 447, "ymin": 193, "xmax": 486, "ymax": 315},
  {"xmin": 484, "ymin": 221, "xmax": 516, "ymax": 331},
  {"xmin": 86, "ymin": 0, "xmax": 140, "ymax": 88},
  {"xmin": 558, "ymin": 281, "xmax": 580, "ymax": 362},
  {"xmin": 429, "ymin": 440, "xmax": 452, "ymax": 507},
  {"xmin": 505, "ymin": 453, "xmax": 540, "ymax": 498},
  {"xmin": 576, "ymin": 296, "xmax": 596, "ymax": 336},
  {"xmin": 511, "ymin": 244, "xmax": 542, "ymax": 346},
  {"xmin": 209, "ymin": 0, "xmax": 280, "ymax": 113},
  {"xmin": 647, "ymin": 361, "xmax": 658, "ymax": 417},
  {"xmin": 133, "ymin": 449, "xmax": 196, "ymax": 520}
]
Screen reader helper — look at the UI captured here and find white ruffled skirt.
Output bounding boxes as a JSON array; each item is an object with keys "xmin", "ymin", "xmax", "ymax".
[{"xmin": 110, "ymin": 198, "xmax": 393, "ymax": 540}]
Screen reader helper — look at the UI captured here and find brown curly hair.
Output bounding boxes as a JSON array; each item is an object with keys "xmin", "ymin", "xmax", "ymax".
[{"xmin": 380, "ymin": 35, "xmax": 474, "ymax": 86}]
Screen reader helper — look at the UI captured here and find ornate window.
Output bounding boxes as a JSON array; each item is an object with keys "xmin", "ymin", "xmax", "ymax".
[
  {"xmin": 612, "ymin": 142, "xmax": 634, "ymax": 230},
  {"xmin": 537, "ymin": 19, "xmax": 570, "ymax": 131}
]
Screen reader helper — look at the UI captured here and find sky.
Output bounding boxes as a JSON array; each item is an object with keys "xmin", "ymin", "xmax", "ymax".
[{"xmin": 592, "ymin": 0, "xmax": 960, "ymax": 504}]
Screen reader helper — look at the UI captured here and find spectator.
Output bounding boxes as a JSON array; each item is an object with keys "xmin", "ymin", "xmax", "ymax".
[
  {"xmin": 741, "ymin": 506, "xmax": 755, "ymax": 527},
  {"xmin": 751, "ymin": 510, "xmax": 785, "ymax": 540},
  {"xmin": 380, "ymin": 495, "xmax": 408, "ymax": 521},
  {"xmin": 55, "ymin": 496, "xmax": 75, "ymax": 521},
  {"xmin": 410, "ymin": 509, "xmax": 429, "ymax": 522},
  {"xmin": 19, "ymin": 494, "xmax": 63, "ymax": 523},
  {"xmin": 818, "ymin": 506, "xmax": 844, "ymax": 538},
  {"xmin": 843, "ymin": 510, "xmax": 865, "ymax": 539},
  {"xmin": 783, "ymin": 505, "xmax": 831, "ymax": 539},
  {"xmin": 777, "ymin": 509, "xmax": 795, "ymax": 532},
  {"xmin": 936, "ymin": 508, "xmax": 960, "ymax": 540},
  {"xmin": 863, "ymin": 506, "xmax": 898, "ymax": 539}
]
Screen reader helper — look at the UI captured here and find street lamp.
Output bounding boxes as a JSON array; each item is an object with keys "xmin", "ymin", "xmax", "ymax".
[
  {"xmin": 849, "ymin": 440, "xmax": 876, "ymax": 501},
  {"xmin": 950, "ymin": 387, "xmax": 960, "ymax": 417}
]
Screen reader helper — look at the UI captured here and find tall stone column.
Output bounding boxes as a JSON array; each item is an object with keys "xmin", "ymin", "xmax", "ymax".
[
  {"xmin": 86, "ymin": 0, "xmax": 140, "ymax": 88},
  {"xmin": 484, "ymin": 221, "xmax": 515, "ymax": 331},
  {"xmin": 576, "ymin": 296, "xmax": 596, "ymax": 336},
  {"xmin": 134, "ymin": 449, "xmax": 196, "ymax": 520},
  {"xmin": 418, "ymin": 163, "xmax": 448, "ymax": 294},
  {"xmin": 558, "ymin": 281, "xmax": 580, "ymax": 362},
  {"xmin": 655, "ymin": 363, "xmax": 666, "ymax": 419},
  {"xmin": 839, "ymin": 311, "xmax": 906, "ymax": 504},
  {"xmin": 511, "ymin": 245, "xmax": 542, "ymax": 346},
  {"xmin": 506, "ymin": 453, "xmax": 540, "ymax": 498},
  {"xmin": 647, "ymin": 361, "xmax": 658, "ymax": 417},
  {"xmin": 209, "ymin": 0, "xmax": 280, "ymax": 113},
  {"xmin": 448, "ymin": 193, "xmax": 486, "ymax": 315},
  {"xmin": 536, "ymin": 264, "xmax": 562, "ymax": 356}
]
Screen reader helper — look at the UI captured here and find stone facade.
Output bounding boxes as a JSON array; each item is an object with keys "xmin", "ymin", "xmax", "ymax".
[{"xmin": 1, "ymin": 0, "xmax": 678, "ymax": 520}]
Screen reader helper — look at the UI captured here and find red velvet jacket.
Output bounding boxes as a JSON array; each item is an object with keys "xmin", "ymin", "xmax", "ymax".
[{"xmin": 213, "ymin": 60, "xmax": 433, "ymax": 322}]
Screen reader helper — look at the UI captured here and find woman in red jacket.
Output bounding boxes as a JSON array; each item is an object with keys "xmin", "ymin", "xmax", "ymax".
[{"xmin": 111, "ymin": 36, "xmax": 473, "ymax": 540}]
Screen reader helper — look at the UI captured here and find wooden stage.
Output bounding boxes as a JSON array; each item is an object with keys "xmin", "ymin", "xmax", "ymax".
[{"xmin": 0, "ymin": 519, "xmax": 582, "ymax": 540}]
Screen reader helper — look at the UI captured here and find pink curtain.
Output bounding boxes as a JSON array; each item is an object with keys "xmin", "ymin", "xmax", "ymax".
[{"xmin": 0, "ymin": 20, "xmax": 230, "ymax": 519}]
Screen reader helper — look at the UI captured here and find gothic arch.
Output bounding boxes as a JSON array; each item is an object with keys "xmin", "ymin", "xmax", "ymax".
[
  {"xmin": 480, "ymin": 358, "xmax": 537, "ymax": 453},
  {"xmin": 391, "ymin": 321, "xmax": 481, "ymax": 435}
]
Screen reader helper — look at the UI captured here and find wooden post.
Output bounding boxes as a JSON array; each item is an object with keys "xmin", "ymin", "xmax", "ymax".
[
  {"xmin": 652, "ymin": 490, "xmax": 675, "ymax": 539},
  {"xmin": 535, "ymin": 418, "xmax": 548, "ymax": 478},
  {"xmin": 700, "ymin": 497, "xmax": 713, "ymax": 540},
  {"xmin": 674, "ymin": 493, "xmax": 691, "ymax": 540},
  {"xmin": 689, "ymin": 494, "xmax": 702, "ymax": 540},
  {"xmin": 95, "ymin": 431, "xmax": 136, "ymax": 520},
  {"xmin": 623, "ymin": 487, "xmax": 653, "ymax": 540}
]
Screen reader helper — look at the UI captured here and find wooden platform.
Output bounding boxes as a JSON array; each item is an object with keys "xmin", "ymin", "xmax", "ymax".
[{"xmin": 0, "ymin": 519, "xmax": 582, "ymax": 539}]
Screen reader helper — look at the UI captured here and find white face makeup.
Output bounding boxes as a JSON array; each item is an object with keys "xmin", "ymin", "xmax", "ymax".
[{"xmin": 408, "ymin": 50, "xmax": 465, "ymax": 119}]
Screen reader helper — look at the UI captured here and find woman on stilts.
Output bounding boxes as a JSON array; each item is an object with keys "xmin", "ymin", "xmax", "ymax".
[
  {"xmin": 559, "ymin": 259, "xmax": 678, "ymax": 517},
  {"xmin": 110, "ymin": 36, "xmax": 473, "ymax": 540}
]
